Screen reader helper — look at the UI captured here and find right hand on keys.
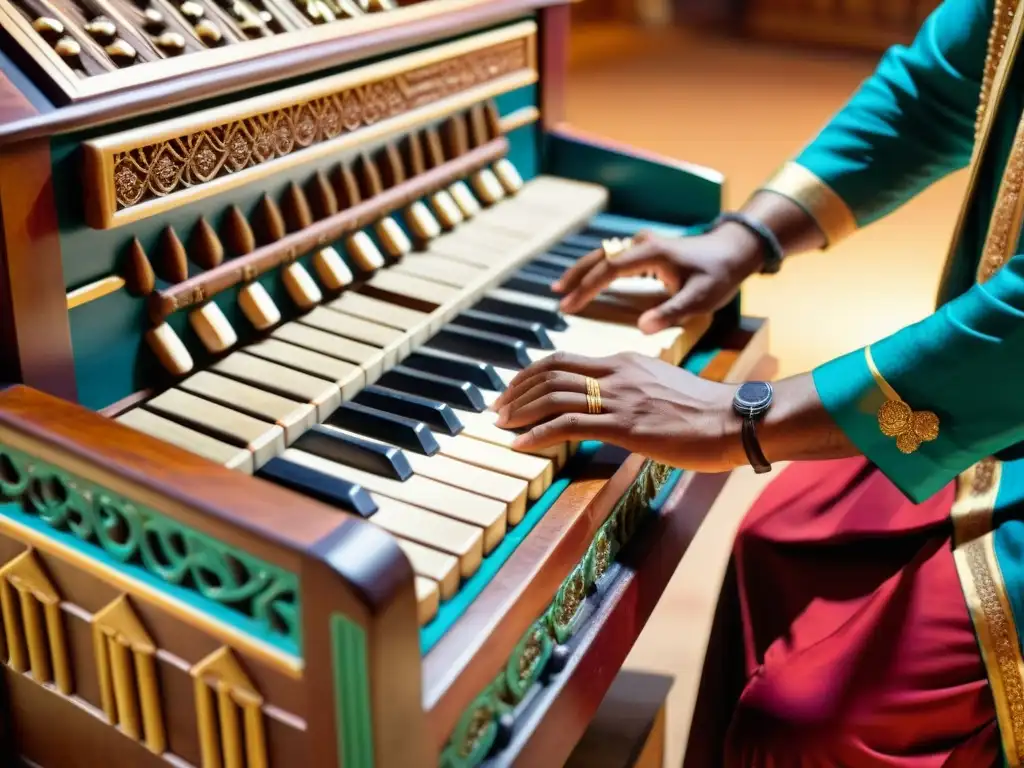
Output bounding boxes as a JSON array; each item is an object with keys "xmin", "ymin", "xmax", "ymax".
[{"xmin": 553, "ymin": 223, "xmax": 767, "ymax": 334}]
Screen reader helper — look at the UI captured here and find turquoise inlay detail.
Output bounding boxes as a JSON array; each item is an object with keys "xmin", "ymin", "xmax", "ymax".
[
  {"xmin": 0, "ymin": 445, "xmax": 300, "ymax": 654},
  {"xmin": 331, "ymin": 613, "xmax": 375, "ymax": 768},
  {"xmin": 420, "ymin": 441, "xmax": 600, "ymax": 654}
]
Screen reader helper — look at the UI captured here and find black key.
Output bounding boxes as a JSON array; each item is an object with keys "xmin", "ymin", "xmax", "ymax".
[
  {"xmin": 548, "ymin": 244, "xmax": 593, "ymax": 260},
  {"xmin": 427, "ymin": 324, "xmax": 532, "ymax": 369},
  {"xmin": 380, "ymin": 365, "xmax": 487, "ymax": 412},
  {"xmin": 457, "ymin": 309, "xmax": 553, "ymax": 349},
  {"xmin": 475, "ymin": 292, "xmax": 568, "ymax": 332},
  {"xmin": 258, "ymin": 455, "xmax": 378, "ymax": 517},
  {"xmin": 531, "ymin": 252, "xmax": 577, "ymax": 271},
  {"xmin": 325, "ymin": 401, "xmax": 439, "ymax": 456},
  {"xmin": 355, "ymin": 385, "xmax": 463, "ymax": 436},
  {"xmin": 293, "ymin": 424, "xmax": 413, "ymax": 480},
  {"xmin": 403, "ymin": 348, "xmax": 506, "ymax": 391},
  {"xmin": 503, "ymin": 270, "xmax": 558, "ymax": 300},
  {"xmin": 561, "ymin": 233, "xmax": 604, "ymax": 251},
  {"xmin": 520, "ymin": 262, "xmax": 563, "ymax": 281}
]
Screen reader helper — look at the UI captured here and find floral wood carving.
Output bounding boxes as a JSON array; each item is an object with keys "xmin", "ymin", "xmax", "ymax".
[{"xmin": 111, "ymin": 39, "xmax": 530, "ymax": 211}]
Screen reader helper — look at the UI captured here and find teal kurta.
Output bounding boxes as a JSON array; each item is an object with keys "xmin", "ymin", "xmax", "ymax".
[{"xmin": 758, "ymin": 0, "xmax": 1024, "ymax": 762}]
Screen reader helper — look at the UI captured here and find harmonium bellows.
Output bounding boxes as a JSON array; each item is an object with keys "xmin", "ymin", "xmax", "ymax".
[{"xmin": 0, "ymin": 2, "xmax": 769, "ymax": 765}]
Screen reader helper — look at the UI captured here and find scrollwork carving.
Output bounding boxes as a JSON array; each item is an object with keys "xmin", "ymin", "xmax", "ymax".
[
  {"xmin": 0, "ymin": 444, "xmax": 299, "ymax": 653},
  {"xmin": 441, "ymin": 459, "xmax": 679, "ymax": 767},
  {"xmin": 111, "ymin": 39, "xmax": 529, "ymax": 211}
]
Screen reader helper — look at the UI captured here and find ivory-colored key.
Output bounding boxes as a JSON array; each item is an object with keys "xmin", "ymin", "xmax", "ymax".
[
  {"xmin": 346, "ymin": 231, "xmax": 385, "ymax": 271},
  {"xmin": 391, "ymin": 253, "xmax": 486, "ymax": 288},
  {"xmin": 145, "ymin": 389, "xmax": 285, "ymax": 469},
  {"xmin": 395, "ymin": 539, "xmax": 459, "ymax": 600},
  {"xmin": 493, "ymin": 158, "xmax": 524, "ymax": 194},
  {"xmin": 284, "ymin": 450, "xmax": 508, "ymax": 552},
  {"xmin": 327, "ymin": 292, "xmax": 429, "ymax": 331},
  {"xmin": 272, "ymin": 323, "xmax": 386, "ymax": 382},
  {"xmin": 146, "ymin": 323, "xmax": 194, "ymax": 376},
  {"xmin": 415, "ymin": 577, "xmax": 440, "ymax": 625},
  {"xmin": 297, "ymin": 307, "xmax": 408, "ymax": 363},
  {"xmin": 282, "ymin": 263, "xmax": 322, "ymax": 309},
  {"xmin": 243, "ymin": 339, "xmax": 364, "ymax": 399},
  {"xmin": 405, "ymin": 201, "xmax": 441, "ymax": 240},
  {"xmin": 429, "ymin": 190, "xmax": 463, "ymax": 229},
  {"xmin": 238, "ymin": 282, "xmax": 281, "ymax": 330},
  {"xmin": 449, "ymin": 180, "xmax": 481, "ymax": 217},
  {"xmin": 433, "ymin": 433, "xmax": 552, "ymax": 500},
  {"xmin": 189, "ymin": 302, "xmax": 237, "ymax": 353},
  {"xmin": 330, "ymin": 427, "xmax": 529, "ymax": 525},
  {"xmin": 471, "ymin": 168, "xmax": 506, "ymax": 205},
  {"xmin": 313, "ymin": 247, "xmax": 353, "ymax": 290},
  {"xmin": 327, "ymin": 292, "xmax": 433, "ymax": 349},
  {"xmin": 118, "ymin": 409, "xmax": 253, "ymax": 473},
  {"xmin": 457, "ymin": 409, "xmax": 568, "ymax": 468},
  {"xmin": 370, "ymin": 496, "xmax": 483, "ymax": 578},
  {"xmin": 376, "ymin": 217, "xmax": 412, "ymax": 257},
  {"xmin": 425, "ymin": 234, "xmax": 511, "ymax": 268},
  {"xmin": 360, "ymin": 270, "xmax": 461, "ymax": 315},
  {"xmin": 179, "ymin": 370, "xmax": 316, "ymax": 444},
  {"xmin": 213, "ymin": 351, "xmax": 343, "ymax": 420}
]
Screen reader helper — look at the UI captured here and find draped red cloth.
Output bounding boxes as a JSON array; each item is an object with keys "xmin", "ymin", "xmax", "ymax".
[{"xmin": 692, "ymin": 457, "xmax": 1001, "ymax": 767}]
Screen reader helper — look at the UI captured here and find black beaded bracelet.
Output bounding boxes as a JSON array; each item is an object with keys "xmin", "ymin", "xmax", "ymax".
[{"xmin": 713, "ymin": 212, "xmax": 785, "ymax": 274}]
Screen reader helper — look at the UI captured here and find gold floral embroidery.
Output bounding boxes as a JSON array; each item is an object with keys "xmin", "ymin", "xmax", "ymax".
[{"xmin": 865, "ymin": 346, "xmax": 940, "ymax": 453}]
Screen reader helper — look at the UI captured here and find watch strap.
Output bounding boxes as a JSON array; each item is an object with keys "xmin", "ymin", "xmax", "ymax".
[{"xmin": 741, "ymin": 418, "xmax": 772, "ymax": 474}]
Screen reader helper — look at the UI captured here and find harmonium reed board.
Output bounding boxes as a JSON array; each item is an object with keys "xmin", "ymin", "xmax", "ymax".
[{"xmin": 0, "ymin": 3, "xmax": 771, "ymax": 766}]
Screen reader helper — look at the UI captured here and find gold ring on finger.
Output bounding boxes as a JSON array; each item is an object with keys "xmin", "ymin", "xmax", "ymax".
[
  {"xmin": 601, "ymin": 237, "xmax": 633, "ymax": 261},
  {"xmin": 585, "ymin": 376, "xmax": 603, "ymax": 415}
]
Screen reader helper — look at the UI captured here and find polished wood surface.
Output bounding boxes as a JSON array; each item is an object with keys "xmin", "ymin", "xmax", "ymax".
[
  {"xmin": 0, "ymin": 140, "xmax": 76, "ymax": 399},
  {"xmin": 0, "ymin": 0, "xmax": 565, "ymax": 146},
  {"xmin": 0, "ymin": 71, "xmax": 38, "ymax": 124}
]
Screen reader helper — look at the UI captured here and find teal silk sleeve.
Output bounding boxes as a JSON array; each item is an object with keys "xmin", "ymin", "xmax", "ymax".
[
  {"xmin": 812, "ymin": 252, "xmax": 1024, "ymax": 503},
  {"xmin": 792, "ymin": 0, "xmax": 988, "ymax": 227}
]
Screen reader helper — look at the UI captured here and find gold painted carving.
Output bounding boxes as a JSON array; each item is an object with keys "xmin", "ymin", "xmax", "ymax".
[
  {"xmin": 111, "ymin": 41, "xmax": 526, "ymax": 209},
  {"xmin": 93, "ymin": 595, "xmax": 166, "ymax": 754},
  {"xmin": 0, "ymin": 549, "xmax": 72, "ymax": 695},
  {"xmin": 84, "ymin": 23, "xmax": 537, "ymax": 228},
  {"xmin": 191, "ymin": 646, "xmax": 268, "ymax": 768}
]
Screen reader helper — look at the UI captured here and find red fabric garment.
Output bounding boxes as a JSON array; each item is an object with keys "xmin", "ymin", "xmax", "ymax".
[{"xmin": 721, "ymin": 457, "xmax": 999, "ymax": 767}]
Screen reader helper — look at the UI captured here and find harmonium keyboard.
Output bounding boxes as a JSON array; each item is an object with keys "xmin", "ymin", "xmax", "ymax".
[{"xmin": 0, "ymin": 1, "xmax": 770, "ymax": 765}]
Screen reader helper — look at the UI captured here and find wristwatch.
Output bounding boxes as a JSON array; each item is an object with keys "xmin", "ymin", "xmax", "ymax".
[{"xmin": 732, "ymin": 381, "xmax": 774, "ymax": 474}]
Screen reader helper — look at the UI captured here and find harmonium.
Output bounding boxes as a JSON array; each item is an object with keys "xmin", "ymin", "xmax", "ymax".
[{"xmin": 0, "ymin": 0, "xmax": 770, "ymax": 764}]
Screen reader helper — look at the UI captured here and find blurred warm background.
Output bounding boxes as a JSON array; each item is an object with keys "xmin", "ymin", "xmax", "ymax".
[{"xmin": 562, "ymin": 3, "xmax": 967, "ymax": 763}]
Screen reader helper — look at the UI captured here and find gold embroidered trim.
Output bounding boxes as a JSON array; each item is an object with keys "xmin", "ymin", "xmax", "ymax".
[
  {"xmin": 977, "ymin": 0, "xmax": 1020, "ymax": 140},
  {"xmin": 951, "ymin": 459, "xmax": 1024, "ymax": 766},
  {"xmin": 864, "ymin": 346, "xmax": 939, "ymax": 453},
  {"xmin": 977, "ymin": 92, "xmax": 1024, "ymax": 283},
  {"xmin": 757, "ymin": 161, "xmax": 857, "ymax": 246}
]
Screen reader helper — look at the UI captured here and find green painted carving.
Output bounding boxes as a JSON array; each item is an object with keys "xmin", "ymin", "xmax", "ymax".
[
  {"xmin": 331, "ymin": 613, "xmax": 374, "ymax": 768},
  {"xmin": 440, "ymin": 681, "xmax": 509, "ymax": 768},
  {"xmin": 440, "ymin": 460, "xmax": 674, "ymax": 767},
  {"xmin": 0, "ymin": 443, "xmax": 300, "ymax": 653}
]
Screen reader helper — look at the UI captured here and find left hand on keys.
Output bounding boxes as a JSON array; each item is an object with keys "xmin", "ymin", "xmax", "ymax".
[{"xmin": 492, "ymin": 351, "xmax": 743, "ymax": 472}]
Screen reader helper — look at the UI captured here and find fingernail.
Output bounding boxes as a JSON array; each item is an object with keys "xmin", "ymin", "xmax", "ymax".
[
  {"xmin": 495, "ymin": 406, "xmax": 509, "ymax": 425},
  {"xmin": 552, "ymin": 280, "xmax": 564, "ymax": 292}
]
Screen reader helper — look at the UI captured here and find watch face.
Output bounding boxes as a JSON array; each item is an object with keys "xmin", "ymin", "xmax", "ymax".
[{"xmin": 734, "ymin": 381, "xmax": 773, "ymax": 417}]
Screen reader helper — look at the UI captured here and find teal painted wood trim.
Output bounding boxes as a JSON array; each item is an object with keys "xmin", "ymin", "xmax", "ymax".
[
  {"xmin": 543, "ymin": 128, "xmax": 724, "ymax": 226},
  {"xmin": 0, "ymin": 442, "xmax": 301, "ymax": 654},
  {"xmin": 331, "ymin": 613, "xmax": 375, "ymax": 768}
]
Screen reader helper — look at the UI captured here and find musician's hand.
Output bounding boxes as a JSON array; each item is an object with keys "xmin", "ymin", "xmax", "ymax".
[
  {"xmin": 491, "ymin": 351, "xmax": 743, "ymax": 473},
  {"xmin": 553, "ymin": 223, "xmax": 766, "ymax": 334}
]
